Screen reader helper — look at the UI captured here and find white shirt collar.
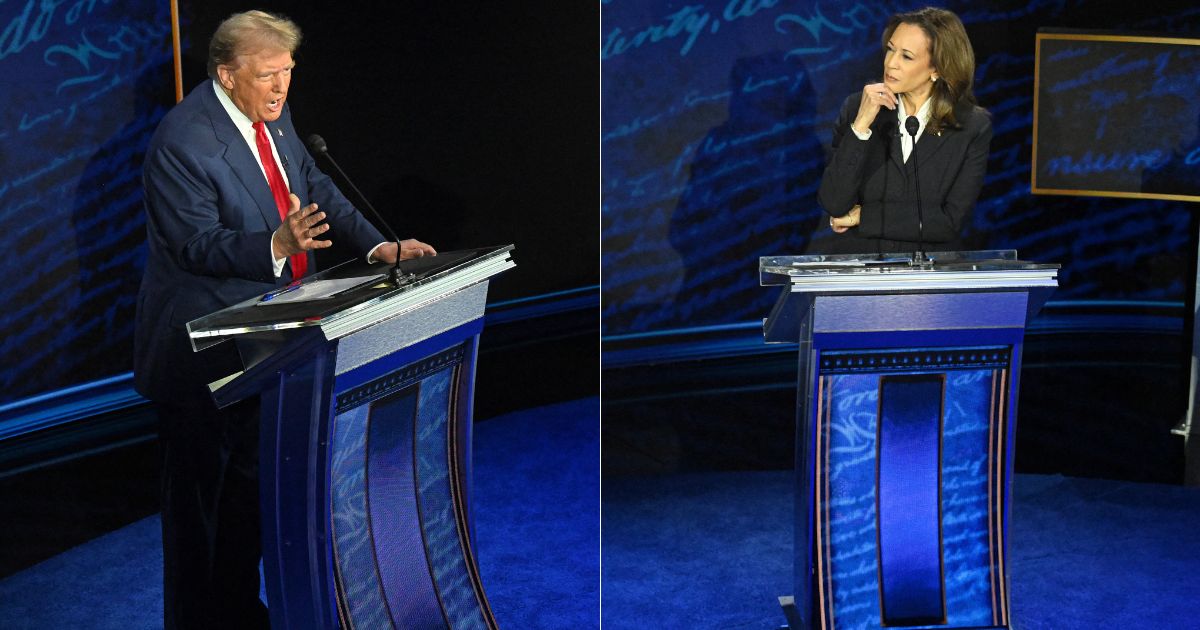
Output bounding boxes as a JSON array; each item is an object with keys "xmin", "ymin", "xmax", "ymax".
[
  {"xmin": 896, "ymin": 96, "xmax": 932, "ymax": 163},
  {"xmin": 897, "ymin": 96, "xmax": 932, "ymax": 138},
  {"xmin": 897, "ymin": 96, "xmax": 931, "ymax": 132},
  {"xmin": 211, "ymin": 79, "xmax": 288, "ymax": 185},
  {"xmin": 212, "ymin": 79, "xmax": 258, "ymax": 138}
]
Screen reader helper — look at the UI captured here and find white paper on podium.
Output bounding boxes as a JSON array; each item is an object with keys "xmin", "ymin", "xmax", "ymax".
[{"xmin": 254, "ymin": 274, "xmax": 387, "ymax": 306}]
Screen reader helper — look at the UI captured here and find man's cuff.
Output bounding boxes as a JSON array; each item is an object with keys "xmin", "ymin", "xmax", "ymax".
[
  {"xmin": 851, "ymin": 124, "xmax": 872, "ymax": 141},
  {"xmin": 270, "ymin": 232, "xmax": 287, "ymax": 278},
  {"xmin": 366, "ymin": 242, "xmax": 389, "ymax": 263}
]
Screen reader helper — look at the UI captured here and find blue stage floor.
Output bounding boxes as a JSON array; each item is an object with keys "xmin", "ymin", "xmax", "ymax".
[
  {"xmin": 6, "ymin": 397, "xmax": 1198, "ymax": 628},
  {"xmin": 0, "ymin": 397, "xmax": 599, "ymax": 629},
  {"xmin": 602, "ymin": 471, "xmax": 1200, "ymax": 629}
]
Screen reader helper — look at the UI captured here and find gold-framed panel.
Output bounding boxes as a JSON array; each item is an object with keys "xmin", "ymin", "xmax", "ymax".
[{"xmin": 1031, "ymin": 32, "xmax": 1200, "ymax": 203}]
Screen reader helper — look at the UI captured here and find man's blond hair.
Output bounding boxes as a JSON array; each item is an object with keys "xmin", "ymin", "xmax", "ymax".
[{"xmin": 207, "ymin": 10, "xmax": 301, "ymax": 78}]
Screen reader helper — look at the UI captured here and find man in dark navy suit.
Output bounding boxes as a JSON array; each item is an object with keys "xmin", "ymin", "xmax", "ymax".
[{"xmin": 134, "ymin": 10, "xmax": 434, "ymax": 628}]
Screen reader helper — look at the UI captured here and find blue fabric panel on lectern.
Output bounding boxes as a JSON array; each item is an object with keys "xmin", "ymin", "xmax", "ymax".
[
  {"xmin": 878, "ymin": 375, "xmax": 945, "ymax": 625},
  {"xmin": 368, "ymin": 388, "xmax": 448, "ymax": 628},
  {"xmin": 941, "ymin": 370, "xmax": 1001, "ymax": 627},
  {"xmin": 820, "ymin": 349, "xmax": 1004, "ymax": 629},
  {"xmin": 825, "ymin": 373, "xmax": 883, "ymax": 625},
  {"xmin": 329, "ymin": 403, "xmax": 393, "ymax": 628},
  {"xmin": 416, "ymin": 368, "xmax": 489, "ymax": 629}
]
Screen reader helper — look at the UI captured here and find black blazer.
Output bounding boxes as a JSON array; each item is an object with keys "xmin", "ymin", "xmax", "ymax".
[{"xmin": 816, "ymin": 93, "xmax": 992, "ymax": 254}]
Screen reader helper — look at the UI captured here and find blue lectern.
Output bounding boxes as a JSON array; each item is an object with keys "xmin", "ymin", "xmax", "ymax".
[
  {"xmin": 187, "ymin": 246, "xmax": 515, "ymax": 630},
  {"xmin": 761, "ymin": 251, "xmax": 1058, "ymax": 630}
]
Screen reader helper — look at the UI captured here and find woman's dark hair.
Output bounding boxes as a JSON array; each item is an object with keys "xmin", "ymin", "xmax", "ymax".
[{"xmin": 882, "ymin": 7, "xmax": 977, "ymax": 134}]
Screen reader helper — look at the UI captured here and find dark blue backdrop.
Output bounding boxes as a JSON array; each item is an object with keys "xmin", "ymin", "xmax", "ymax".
[
  {"xmin": 601, "ymin": 0, "xmax": 1200, "ymax": 337},
  {"xmin": 0, "ymin": 0, "xmax": 175, "ymax": 406},
  {"xmin": 0, "ymin": 1, "xmax": 598, "ymax": 420}
]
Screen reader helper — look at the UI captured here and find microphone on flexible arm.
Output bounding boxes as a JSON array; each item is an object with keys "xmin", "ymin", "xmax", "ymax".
[
  {"xmin": 904, "ymin": 115, "xmax": 927, "ymax": 265},
  {"xmin": 305, "ymin": 134, "xmax": 410, "ymax": 287}
]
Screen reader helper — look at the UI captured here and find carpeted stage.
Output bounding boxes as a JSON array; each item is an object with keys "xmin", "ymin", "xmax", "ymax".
[
  {"xmin": 0, "ymin": 397, "xmax": 599, "ymax": 629},
  {"xmin": 602, "ymin": 470, "xmax": 1200, "ymax": 629},
  {"xmin": 4, "ymin": 395, "xmax": 1198, "ymax": 628}
]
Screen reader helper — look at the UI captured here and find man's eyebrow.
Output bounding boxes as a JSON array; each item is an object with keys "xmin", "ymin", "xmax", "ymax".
[{"xmin": 261, "ymin": 63, "xmax": 295, "ymax": 74}]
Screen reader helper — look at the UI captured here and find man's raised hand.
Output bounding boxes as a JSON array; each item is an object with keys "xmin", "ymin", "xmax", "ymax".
[{"xmin": 273, "ymin": 193, "xmax": 331, "ymax": 259}]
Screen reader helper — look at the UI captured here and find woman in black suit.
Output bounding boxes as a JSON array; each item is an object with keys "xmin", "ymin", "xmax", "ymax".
[{"xmin": 817, "ymin": 7, "xmax": 991, "ymax": 254}]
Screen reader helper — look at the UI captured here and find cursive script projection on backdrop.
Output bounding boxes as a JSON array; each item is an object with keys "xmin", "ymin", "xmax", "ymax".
[
  {"xmin": 0, "ymin": 0, "xmax": 175, "ymax": 405},
  {"xmin": 1035, "ymin": 36, "xmax": 1200, "ymax": 198},
  {"xmin": 601, "ymin": 0, "xmax": 1200, "ymax": 337}
]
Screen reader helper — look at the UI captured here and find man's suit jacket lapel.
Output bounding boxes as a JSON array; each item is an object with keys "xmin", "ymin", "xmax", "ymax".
[
  {"xmin": 200, "ymin": 85, "xmax": 285, "ymax": 231},
  {"xmin": 267, "ymin": 118, "xmax": 304, "ymax": 206},
  {"xmin": 265, "ymin": 117, "xmax": 316, "ymax": 277}
]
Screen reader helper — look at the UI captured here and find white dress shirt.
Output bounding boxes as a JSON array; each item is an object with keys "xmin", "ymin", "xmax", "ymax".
[
  {"xmin": 212, "ymin": 80, "xmax": 293, "ymax": 277},
  {"xmin": 212, "ymin": 80, "xmax": 386, "ymax": 277}
]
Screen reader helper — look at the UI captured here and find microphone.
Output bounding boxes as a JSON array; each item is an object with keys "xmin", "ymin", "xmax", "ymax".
[
  {"xmin": 305, "ymin": 134, "xmax": 410, "ymax": 286},
  {"xmin": 904, "ymin": 116, "xmax": 927, "ymax": 265}
]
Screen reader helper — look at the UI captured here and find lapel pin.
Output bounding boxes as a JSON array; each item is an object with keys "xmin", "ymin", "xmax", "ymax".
[{"xmin": 277, "ymin": 128, "xmax": 283, "ymax": 137}]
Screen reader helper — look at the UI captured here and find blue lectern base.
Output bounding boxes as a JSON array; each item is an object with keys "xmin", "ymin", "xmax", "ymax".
[{"xmin": 761, "ymin": 251, "xmax": 1059, "ymax": 630}]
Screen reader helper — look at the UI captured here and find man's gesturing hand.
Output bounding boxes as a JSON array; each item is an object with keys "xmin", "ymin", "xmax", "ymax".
[
  {"xmin": 371, "ymin": 239, "xmax": 438, "ymax": 265},
  {"xmin": 273, "ymin": 193, "xmax": 332, "ymax": 260}
]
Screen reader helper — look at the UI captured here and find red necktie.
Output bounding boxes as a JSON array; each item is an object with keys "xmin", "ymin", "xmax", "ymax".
[{"xmin": 253, "ymin": 121, "xmax": 307, "ymax": 280}]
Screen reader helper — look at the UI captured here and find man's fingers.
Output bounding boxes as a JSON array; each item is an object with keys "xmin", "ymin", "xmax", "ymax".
[
  {"xmin": 289, "ymin": 200, "xmax": 318, "ymax": 220},
  {"xmin": 277, "ymin": 212, "xmax": 334, "ymax": 255},
  {"xmin": 296, "ymin": 223, "xmax": 330, "ymax": 244},
  {"xmin": 288, "ymin": 193, "xmax": 301, "ymax": 214},
  {"xmin": 400, "ymin": 239, "xmax": 437, "ymax": 257},
  {"xmin": 396, "ymin": 239, "xmax": 438, "ymax": 261},
  {"xmin": 301, "ymin": 211, "xmax": 326, "ymax": 227},
  {"xmin": 300, "ymin": 227, "xmax": 333, "ymax": 249}
]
